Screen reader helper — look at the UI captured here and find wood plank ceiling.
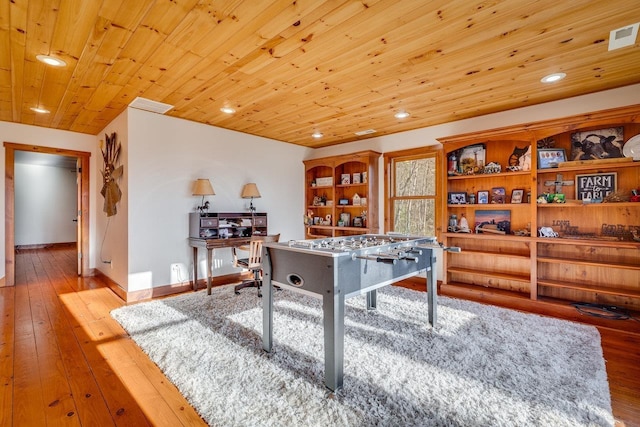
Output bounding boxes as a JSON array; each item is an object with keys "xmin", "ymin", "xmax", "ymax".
[{"xmin": 1, "ymin": 0, "xmax": 639, "ymax": 148}]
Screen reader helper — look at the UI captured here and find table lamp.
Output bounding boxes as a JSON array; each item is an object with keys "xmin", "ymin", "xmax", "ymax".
[
  {"xmin": 241, "ymin": 183, "xmax": 261, "ymax": 213},
  {"xmin": 193, "ymin": 179, "xmax": 215, "ymax": 214}
]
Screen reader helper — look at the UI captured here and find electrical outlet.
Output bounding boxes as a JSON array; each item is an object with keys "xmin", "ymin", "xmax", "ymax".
[{"xmin": 170, "ymin": 263, "xmax": 188, "ymax": 283}]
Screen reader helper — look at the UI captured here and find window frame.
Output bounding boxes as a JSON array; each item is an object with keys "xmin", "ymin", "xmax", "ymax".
[{"xmin": 383, "ymin": 146, "xmax": 443, "ymax": 239}]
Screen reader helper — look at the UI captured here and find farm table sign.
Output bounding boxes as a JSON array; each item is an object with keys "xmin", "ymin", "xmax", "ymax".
[{"xmin": 575, "ymin": 172, "xmax": 617, "ymax": 201}]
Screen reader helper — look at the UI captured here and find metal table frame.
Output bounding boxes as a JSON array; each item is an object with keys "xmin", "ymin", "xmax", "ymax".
[{"xmin": 261, "ymin": 243, "xmax": 437, "ymax": 392}]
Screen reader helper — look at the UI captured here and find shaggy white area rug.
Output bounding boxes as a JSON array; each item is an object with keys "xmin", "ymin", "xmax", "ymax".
[{"xmin": 111, "ymin": 285, "xmax": 613, "ymax": 427}]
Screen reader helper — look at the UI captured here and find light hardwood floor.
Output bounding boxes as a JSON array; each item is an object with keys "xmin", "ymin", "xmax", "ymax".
[{"xmin": 2, "ymin": 246, "xmax": 638, "ymax": 426}]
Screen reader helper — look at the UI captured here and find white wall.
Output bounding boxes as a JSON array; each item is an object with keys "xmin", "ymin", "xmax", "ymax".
[
  {"xmin": 15, "ymin": 163, "xmax": 77, "ymax": 245},
  {"xmin": 0, "ymin": 122, "xmax": 96, "ymax": 279},
  {"xmin": 94, "ymin": 110, "xmax": 129, "ymax": 287},
  {"xmin": 115, "ymin": 108, "xmax": 308, "ymax": 291}
]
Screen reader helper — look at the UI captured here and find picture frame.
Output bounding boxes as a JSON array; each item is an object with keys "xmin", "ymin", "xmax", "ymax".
[
  {"xmin": 338, "ymin": 198, "xmax": 349, "ymax": 205},
  {"xmin": 352, "ymin": 173, "xmax": 361, "ymax": 184},
  {"xmin": 570, "ymin": 127, "xmax": 624, "ymax": 161},
  {"xmin": 537, "ymin": 148, "xmax": 566, "ymax": 169},
  {"xmin": 511, "ymin": 189, "xmax": 524, "ymax": 204},
  {"xmin": 575, "ymin": 172, "xmax": 617, "ymax": 201},
  {"xmin": 477, "ymin": 190, "xmax": 489, "ymax": 204},
  {"xmin": 340, "ymin": 212, "xmax": 351, "ymax": 225},
  {"xmin": 474, "ymin": 210, "xmax": 511, "ymax": 235},
  {"xmin": 491, "ymin": 187, "xmax": 506, "ymax": 204},
  {"xmin": 458, "ymin": 144, "xmax": 486, "ymax": 174},
  {"xmin": 448, "ymin": 191, "xmax": 467, "ymax": 204},
  {"xmin": 341, "ymin": 173, "xmax": 351, "ymax": 185},
  {"xmin": 352, "ymin": 217, "xmax": 363, "ymax": 227}
]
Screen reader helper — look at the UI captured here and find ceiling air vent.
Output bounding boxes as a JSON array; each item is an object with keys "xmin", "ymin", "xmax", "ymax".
[
  {"xmin": 608, "ymin": 23, "xmax": 639, "ymax": 51},
  {"xmin": 355, "ymin": 129, "xmax": 376, "ymax": 136},
  {"xmin": 129, "ymin": 97, "xmax": 174, "ymax": 114}
]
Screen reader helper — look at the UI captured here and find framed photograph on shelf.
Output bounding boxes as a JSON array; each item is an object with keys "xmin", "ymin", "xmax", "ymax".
[
  {"xmin": 474, "ymin": 210, "xmax": 511, "ymax": 235},
  {"xmin": 537, "ymin": 148, "xmax": 566, "ymax": 169},
  {"xmin": 338, "ymin": 198, "xmax": 349, "ymax": 205},
  {"xmin": 448, "ymin": 192, "xmax": 467, "ymax": 204},
  {"xmin": 352, "ymin": 173, "xmax": 361, "ymax": 184},
  {"xmin": 511, "ymin": 189, "xmax": 524, "ymax": 204},
  {"xmin": 477, "ymin": 190, "xmax": 489, "ymax": 204},
  {"xmin": 339, "ymin": 212, "xmax": 351, "ymax": 225},
  {"xmin": 491, "ymin": 187, "xmax": 506, "ymax": 204},
  {"xmin": 458, "ymin": 144, "xmax": 486, "ymax": 174},
  {"xmin": 341, "ymin": 174, "xmax": 351, "ymax": 185}
]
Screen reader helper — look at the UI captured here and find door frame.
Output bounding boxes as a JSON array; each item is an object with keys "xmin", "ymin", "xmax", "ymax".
[{"xmin": 4, "ymin": 142, "xmax": 91, "ymax": 286}]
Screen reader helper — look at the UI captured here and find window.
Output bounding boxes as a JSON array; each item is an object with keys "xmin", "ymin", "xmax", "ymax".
[{"xmin": 384, "ymin": 148, "xmax": 441, "ymax": 237}]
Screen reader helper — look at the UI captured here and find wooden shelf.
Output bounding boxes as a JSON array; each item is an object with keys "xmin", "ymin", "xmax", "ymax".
[
  {"xmin": 537, "ymin": 279, "xmax": 640, "ymax": 299},
  {"xmin": 336, "ymin": 183, "xmax": 367, "ymax": 188},
  {"xmin": 447, "ymin": 170, "xmax": 530, "ymax": 180},
  {"xmin": 444, "ymin": 232, "xmax": 532, "ymax": 242},
  {"xmin": 439, "ymin": 105, "xmax": 640, "ymax": 311},
  {"xmin": 537, "ymin": 256, "xmax": 640, "ymax": 271},
  {"xmin": 537, "ymin": 160, "xmax": 639, "ymax": 174},
  {"xmin": 307, "ymin": 225, "xmax": 370, "ymax": 233},
  {"xmin": 447, "ymin": 267, "xmax": 530, "ymax": 283},
  {"xmin": 448, "ymin": 203, "xmax": 532, "ymax": 208},
  {"xmin": 537, "ymin": 201, "xmax": 640, "ymax": 208},
  {"xmin": 304, "ymin": 151, "xmax": 380, "ymax": 238},
  {"xmin": 536, "ymin": 238, "xmax": 640, "ymax": 248},
  {"xmin": 459, "ymin": 249, "xmax": 530, "ymax": 260}
]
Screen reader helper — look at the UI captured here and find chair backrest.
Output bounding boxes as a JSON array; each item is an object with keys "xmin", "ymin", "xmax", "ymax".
[{"xmin": 246, "ymin": 234, "xmax": 280, "ymax": 268}]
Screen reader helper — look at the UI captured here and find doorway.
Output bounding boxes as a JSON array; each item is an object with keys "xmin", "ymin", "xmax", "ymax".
[{"xmin": 4, "ymin": 143, "xmax": 90, "ymax": 287}]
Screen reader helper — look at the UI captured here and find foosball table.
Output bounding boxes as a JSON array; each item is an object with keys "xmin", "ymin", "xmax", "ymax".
[{"xmin": 261, "ymin": 234, "xmax": 454, "ymax": 392}]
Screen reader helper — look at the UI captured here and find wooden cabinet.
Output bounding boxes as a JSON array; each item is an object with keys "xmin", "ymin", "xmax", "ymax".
[
  {"xmin": 438, "ymin": 105, "xmax": 640, "ymax": 310},
  {"xmin": 304, "ymin": 150, "xmax": 380, "ymax": 238},
  {"xmin": 189, "ymin": 212, "xmax": 267, "ymax": 239}
]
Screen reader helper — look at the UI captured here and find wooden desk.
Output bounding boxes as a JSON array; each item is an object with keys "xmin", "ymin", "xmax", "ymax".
[{"xmin": 188, "ymin": 237, "xmax": 252, "ymax": 295}]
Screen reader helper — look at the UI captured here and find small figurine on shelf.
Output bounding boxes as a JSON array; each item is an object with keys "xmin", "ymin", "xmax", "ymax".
[
  {"xmin": 458, "ymin": 214, "xmax": 470, "ymax": 233},
  {"xmin": 448, "ymin": 152, "xmax": 458, "ymax": 176},
  {"xmin": 304, "ymin": 209, "xmax": 314, "ymax": 226}
]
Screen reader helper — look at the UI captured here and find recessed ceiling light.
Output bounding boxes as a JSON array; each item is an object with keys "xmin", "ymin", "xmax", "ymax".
[
  {"xmin": 540, "ymin": 72, "xmax": 566, "ymax": 83},
  {"xmin": 30, "ymin": 107, "xmax": 50, "ymax": 114},
  {"xmin": 220, "ymin": 107, "xmax": 236, "ymax": 114},
  {"xmin": 312, "ymin": 132, "xmax": 323, "ymax": 139},
  {"xmin": 354, "ymin": 129, "xmax": 376, "ymax": 136},
  {"xmin": 394, "ymin": 111, "xmax": 410, "ymax": 119},
  {"xmin": 36, "ymin": 54, "xmax": 66, "ymax": 67}
]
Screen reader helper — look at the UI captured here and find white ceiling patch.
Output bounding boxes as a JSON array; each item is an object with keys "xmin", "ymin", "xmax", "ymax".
[
  {"xmin": 129, "ymin": 97, "xmax": 174, "ymax": 114},
  {"xmin": 608, "ymin": 23, "xmax": 639, "ymax": 51}
]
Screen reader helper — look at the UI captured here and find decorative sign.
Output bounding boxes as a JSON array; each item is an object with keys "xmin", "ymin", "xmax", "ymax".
[{"xmin": 575, "ymin": 172, "xmax": 617, "ymax": 201}]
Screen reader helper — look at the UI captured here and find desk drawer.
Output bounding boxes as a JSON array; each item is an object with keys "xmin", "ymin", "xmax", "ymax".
[{"xmin": 201, "ymin": 218, "xmax": 218, "ymax": 227}]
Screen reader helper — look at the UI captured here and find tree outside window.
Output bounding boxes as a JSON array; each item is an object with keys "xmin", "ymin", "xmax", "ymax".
[{"xmin": 385, "ymin": 148, "xmax": 441, "ymax": 237}]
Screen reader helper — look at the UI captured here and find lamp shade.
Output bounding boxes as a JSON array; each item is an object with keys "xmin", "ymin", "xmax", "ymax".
[
  {"xmin": 192, "ymin": 179, "xmax": 215, "ymax": 196},
  {"xmin": 241, "ymin": 183, "xmax": 261, "ymax": 199}
]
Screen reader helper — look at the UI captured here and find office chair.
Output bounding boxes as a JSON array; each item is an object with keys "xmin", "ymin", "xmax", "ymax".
[{"xmin": 232, "ymin": 234, "xmax": 280, "ymax": 297}]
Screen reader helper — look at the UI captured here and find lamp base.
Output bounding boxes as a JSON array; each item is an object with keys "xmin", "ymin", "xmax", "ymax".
[{"xmin": 197, "ymin": 200, "xmax": 210, "ymax": 215}]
